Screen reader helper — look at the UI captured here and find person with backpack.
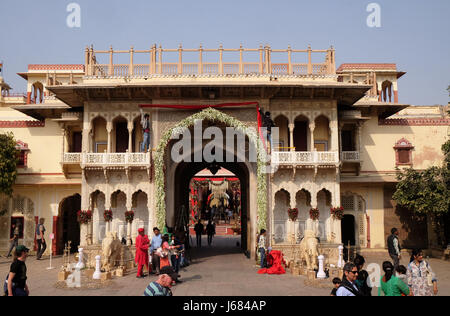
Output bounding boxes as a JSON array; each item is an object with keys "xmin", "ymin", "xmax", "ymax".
[
  {"xmin": 336, "ymin": 262, "xmax": 363, "ymax": 296},
  {"xmin": 36, "ymin": 218, "xmax": 46, "ymax": 260},
  {"xmin": 4, "ymin": 245, "xmax": 29, "ymax": 296}
]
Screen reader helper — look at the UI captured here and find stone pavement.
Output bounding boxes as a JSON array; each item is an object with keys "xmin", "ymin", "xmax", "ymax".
[{"xmin": 1, "ymin": 236, "xmax": 449, "ymax": 296}]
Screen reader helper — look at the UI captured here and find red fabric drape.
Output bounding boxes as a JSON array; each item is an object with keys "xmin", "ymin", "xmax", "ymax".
[{"xmin": 257, "ymin": 250, "xmax": 286, "ymax": 275}]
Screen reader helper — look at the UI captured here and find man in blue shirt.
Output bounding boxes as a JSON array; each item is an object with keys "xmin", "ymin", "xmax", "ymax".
[{"xmin": 150, "ymin": 227, "xmax": 162, "ymax": 275}]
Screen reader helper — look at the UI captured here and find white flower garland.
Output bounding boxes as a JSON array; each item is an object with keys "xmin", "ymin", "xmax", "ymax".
[{"xmin": 154, "ymin": 108, "xmax": 267, "ymax": 231}]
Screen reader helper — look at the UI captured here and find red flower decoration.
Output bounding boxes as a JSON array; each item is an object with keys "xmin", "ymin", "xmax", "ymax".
[
  {"xmin": 125, "ymin": 210, "xmax": 135, "ymax": 223},
  {"xmin": 330, "ymin": 206, "xmax": 344, "ymax": 220},
  {"xmin": 288, "ymin": 208, "xmax": 299, "ymax": 221},
  {"xmin": 77, "ymin": 210, "xmax": 92, "ymax": 224},
  {"xmin": 104, "ymin": 210, "xmax": 113, "ymax": 222},
  {"xmin": 309, "ymin": 208, "xmax": 320, "ymax": 220}
]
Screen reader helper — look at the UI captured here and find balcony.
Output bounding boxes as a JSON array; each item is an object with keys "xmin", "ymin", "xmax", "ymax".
[
  {"xmin": 85, "ymin": 45, "xmax": 336, "ymax": 77},
  {"xmin": 341, "ymin": 151, "xmax": 360, "ymax": 162},
  {"xmin": 271, "ymin": 151, "xmax": 339, "ymax": 166},
  {"xmin": 61, "ymin": 152, "xmax": 151, "ymax": 168}
]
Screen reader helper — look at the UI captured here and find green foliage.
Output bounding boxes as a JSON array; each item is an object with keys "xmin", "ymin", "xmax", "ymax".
[
  {"xmin": 393, "ymin": 139, "xmax": 450, "ymax": 246},
  {"xmin": 0, "ymin": 132, "xmax": 18, "ymax": 196}
]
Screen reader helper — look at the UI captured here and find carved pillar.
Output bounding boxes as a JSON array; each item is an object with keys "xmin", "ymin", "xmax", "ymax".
[
  {"xmin": 309, "ymin": 123, "xmax": 315, "ymax": 152},
  {"xmin": 338, "ymin": 122, "xmax": 344, "ymax": 154},
  {"xmin": 356, "ymin": 122, "xmax": 362, "ymax": 154},
  {"xmin": 329, "ymin": 120, "xmax": 339, "ymax": 152},
  {"xmin": 288, "ymin": 123, "xmax": 295, "ymax": 152},
  {"xmin": 106, "ymin": 122, "xmax": 112, "ymax": 153},
  {"xmin": 126, "ymin": 199, "xmax": 133, "ymax": 246},
  {"xmin": 128, "ymin": 122, "xmax": 134, "ymax": 153}
]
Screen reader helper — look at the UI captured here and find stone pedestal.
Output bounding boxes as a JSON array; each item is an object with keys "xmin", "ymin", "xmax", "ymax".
[
  {"xmin": 307, "ymin": 270, "xmax": 316, "ymax": 281},
  {"xmin": 84, "ymin": 269, "xmax": 95, "ymax": 279},
  {"xmin": 329, "ymin": 267, "xmax": 343, "ymax": 279},
  {"xmin": 58, "ymin": 271, "xmax": 70, "ymax": 281},
  {"xmin": 101, "ymin": 272, "xmax": 112, "ymax": 280}
]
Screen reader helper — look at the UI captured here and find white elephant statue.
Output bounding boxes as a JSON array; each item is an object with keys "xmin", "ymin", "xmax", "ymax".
[
  {"xmin": 101, "ymin": 232, "xmax": 122, "ymax": 272},
  {"xmin": 298, "ymin": 230, "xmax": 319, "ymax": 270}
]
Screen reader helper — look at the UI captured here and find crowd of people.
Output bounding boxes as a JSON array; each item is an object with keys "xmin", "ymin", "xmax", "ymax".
[{"xmin": 332, "ymin": 227, "xmax": 439, "ymax": 296}]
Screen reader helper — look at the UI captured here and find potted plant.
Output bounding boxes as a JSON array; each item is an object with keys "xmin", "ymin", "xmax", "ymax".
[
  {"xmin": 330, "ymin": 206, "xmax": 344, "ymax": 220},
  {"xmin": 288, "ymin": 208, "xmax": 299, "ymax": 221},
  {"xmin": 77, "ymin": 210, "xmax": 92, "ymax": 224},
  {"xmin": 309, "ymin": 208, "xmax": 319, "ymax": 220},
  {"xmin": 104, "ymin": 209, "xmax": 113, "ymax": 222}
]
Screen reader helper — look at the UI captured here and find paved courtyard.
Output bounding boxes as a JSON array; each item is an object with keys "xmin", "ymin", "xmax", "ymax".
[{"xmin": 1, "ymin": 236, "xmax": 449, "ymax": 296}]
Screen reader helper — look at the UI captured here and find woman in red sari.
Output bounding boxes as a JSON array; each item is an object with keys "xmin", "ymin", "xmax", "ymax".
[{"xmin": 135, "ymin": 228, "xmax": 150, "ymax": 278}]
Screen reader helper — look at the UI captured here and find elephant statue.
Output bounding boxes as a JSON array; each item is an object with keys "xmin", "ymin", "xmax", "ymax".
[
  {"xmin": 298, "ymin": 230, "xmax": 319, "ymax": 270},
  {"xmin": 101, "ymin": 232, "xmax": 122, "ymax": 272}
]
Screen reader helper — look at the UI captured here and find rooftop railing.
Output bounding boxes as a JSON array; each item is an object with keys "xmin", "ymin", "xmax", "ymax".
[{"xmin": 85, "ymin": 45, "xmax": 336, "ymax": 77}]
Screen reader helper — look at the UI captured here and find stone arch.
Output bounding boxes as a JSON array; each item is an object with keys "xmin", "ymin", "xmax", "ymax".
[
  {"xmin": 31, "ymin": 81, "xmax": 44, "ymax": 104},
  {"xmin": 112, "ymin": 115, "xmax": 129, "ymax": 153},
  {"xmin": 295, "ymin": 189, "xmax": 311, "ymax": 221},
  {"xmin": 273, "ymin": 189, "xmax": 290, "ymax": 244},
  {"xmin": 381, "ymin": 80, "xmax": 393, "ymax": 102},
  {"xmin": 57, "ymin": 193, "xmax": 81, "ymax": 254},
  {"xmin": 91, "ymin": 116, "xmax": 108, "ymax": 153},
  {"xmin": 110, "ymin": 190, "xmax": 127, "ymax": 240},
  {"xmin": 313, "ymin": 115, "xmax": 331, "ymax": 151},
  {"xmin": 90, "ymin": 190, "xmax": 106, "ymax": 243},
  {"xmin": 154, "ymin": 107, "xmax": 266, "ymax": 231},
  {"xmin": 131, "ymin": 190, "xmax": 149, "ymax": 238},
  {"xmin": 273, "ymin": 114, "xmax": 289, "ymax": 151},
  {"xmin": 341, "ymin": 191, "xmax": 368, "ymax": 248}
]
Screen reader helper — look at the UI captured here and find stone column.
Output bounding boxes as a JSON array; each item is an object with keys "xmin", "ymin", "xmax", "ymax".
[
  {"xmin": 128, "ymin": 123, "xmax": 134, "ymax": 153},
  {"xmin": 356, "ymin": 122, "xmax": 363, "ymax": 155},
  {"xmin": 106, "ymin": 122, "xmax": 112, "ymax": 153},
  {"xmin": 309, "ymin": 123, "xmax": 315, "ymax": 151},
  {"xmin": 288, "ymin": 123, "xmax": 295, "ymax": 152},
  {"xmin": 126, "ymin": 200, "xmax": 133, "ymax": 246},
  {"xmin": 329, "ymin": 121, "xmax": 339, "ymax": 152}
]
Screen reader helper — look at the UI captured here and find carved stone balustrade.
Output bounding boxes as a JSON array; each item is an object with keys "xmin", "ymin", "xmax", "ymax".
[
  {"xmin": 61, "ymin": 152, "xmax": 151, "ymax": 168},
  {"xmin": 271, "ymin": 151, "xmax": 339, "ymax": 166}
]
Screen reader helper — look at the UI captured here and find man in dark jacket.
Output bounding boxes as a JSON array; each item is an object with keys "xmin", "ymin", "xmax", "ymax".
[
  {"xmin": 194, "ymin": 220, "xmax": 204, "ymax": 248},
  {"xmin": 387, "ymin": 227, "xmax": 401, "ymax": 270}
]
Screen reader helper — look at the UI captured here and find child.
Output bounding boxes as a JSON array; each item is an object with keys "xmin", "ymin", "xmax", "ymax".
[
  {"xmin": 330, "ymin": 277, "xmax": 342, "ymax": 296},
  {"xmin": 396, "ymin": 265, "xmax": 407, "ymax": 283}
]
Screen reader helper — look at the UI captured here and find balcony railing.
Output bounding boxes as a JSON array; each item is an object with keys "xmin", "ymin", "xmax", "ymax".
[
  {"xmin": 85, "ymin": 45, "xmax": 336, "ymax": 77},
  {"xmin": 341, "ymin": 151, "xmax": 360, "ymax": 162},
  {"xmin": 271, "ymin": 151, "xmax": 339, "ymax": 165},
  {"xmin": 61, "ymin": 152, "xmax": 151, "ymax": 167}
]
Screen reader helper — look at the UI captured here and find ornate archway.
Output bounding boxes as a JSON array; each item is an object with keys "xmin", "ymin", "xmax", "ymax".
[{"xmin": 154, "ymin": 107, "xmax": 267, "ymax": 232}]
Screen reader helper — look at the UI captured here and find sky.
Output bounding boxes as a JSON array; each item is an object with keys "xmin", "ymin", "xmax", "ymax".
[{"xmin": 0, "ymin": 0, "xmax": 449, "ymax": 105}]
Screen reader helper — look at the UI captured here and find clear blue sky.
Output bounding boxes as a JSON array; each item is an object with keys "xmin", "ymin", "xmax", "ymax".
[{"xmin": 1, "ymin": 0, "xmax": 449, "ymax": 105}]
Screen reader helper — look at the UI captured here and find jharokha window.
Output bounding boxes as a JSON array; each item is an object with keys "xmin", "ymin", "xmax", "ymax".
[
  {"xmin": 394, "ymin": 138, "xmax": 414, "ymax": 166},
  {"xmin": 16, "ymin": 141, "xmax": 30, "ymax": 168}
]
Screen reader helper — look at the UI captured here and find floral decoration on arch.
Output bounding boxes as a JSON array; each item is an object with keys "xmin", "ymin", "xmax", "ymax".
[{"xmin": 77, "ymin": 210, "xmax": 92, "ymax": 224}]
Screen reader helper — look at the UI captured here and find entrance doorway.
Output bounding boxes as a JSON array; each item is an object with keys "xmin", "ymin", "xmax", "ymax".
[
  {"xmin": 57, "ymin": 194, "xmax": 81, "ymax": 254},
  {"xmin": 341, "ymin": 214, "xmax": 356, "ymax": 246}
]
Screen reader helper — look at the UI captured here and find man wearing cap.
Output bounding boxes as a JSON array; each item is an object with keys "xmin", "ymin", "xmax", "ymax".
[
  {"xmin": 143, "ymin": 266, "xmax": 178, "ymax": 296},
  {"xmin": 5, "ymin": 245, "xmax": 29, "ymax": 296},
  {"xmin": 135, "ymin": 228, "xmax": 150, "ymax": 278},
  {"xmin": 140, "ymin": 108, "xmax": 151, "ymax": 152}
]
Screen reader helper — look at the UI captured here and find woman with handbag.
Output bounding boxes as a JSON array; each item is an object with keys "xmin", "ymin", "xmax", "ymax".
[{"xmin": 407, "ymin": 249, "xmax": 438, "ymax": 296}]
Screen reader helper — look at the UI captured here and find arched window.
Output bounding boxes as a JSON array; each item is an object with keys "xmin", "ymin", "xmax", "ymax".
[{"xmin": 394, "ymin": 138, "xmax": 414, "ymax": 166}]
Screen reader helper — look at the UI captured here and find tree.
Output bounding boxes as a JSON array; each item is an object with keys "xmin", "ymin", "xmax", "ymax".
[
  {"xmin": 393, "ymin": 138, "xmax": 450, "ymax": 247},
  {"xmin": 0, "ymin": 132, "xmax": 18, "ymax": 196}
]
